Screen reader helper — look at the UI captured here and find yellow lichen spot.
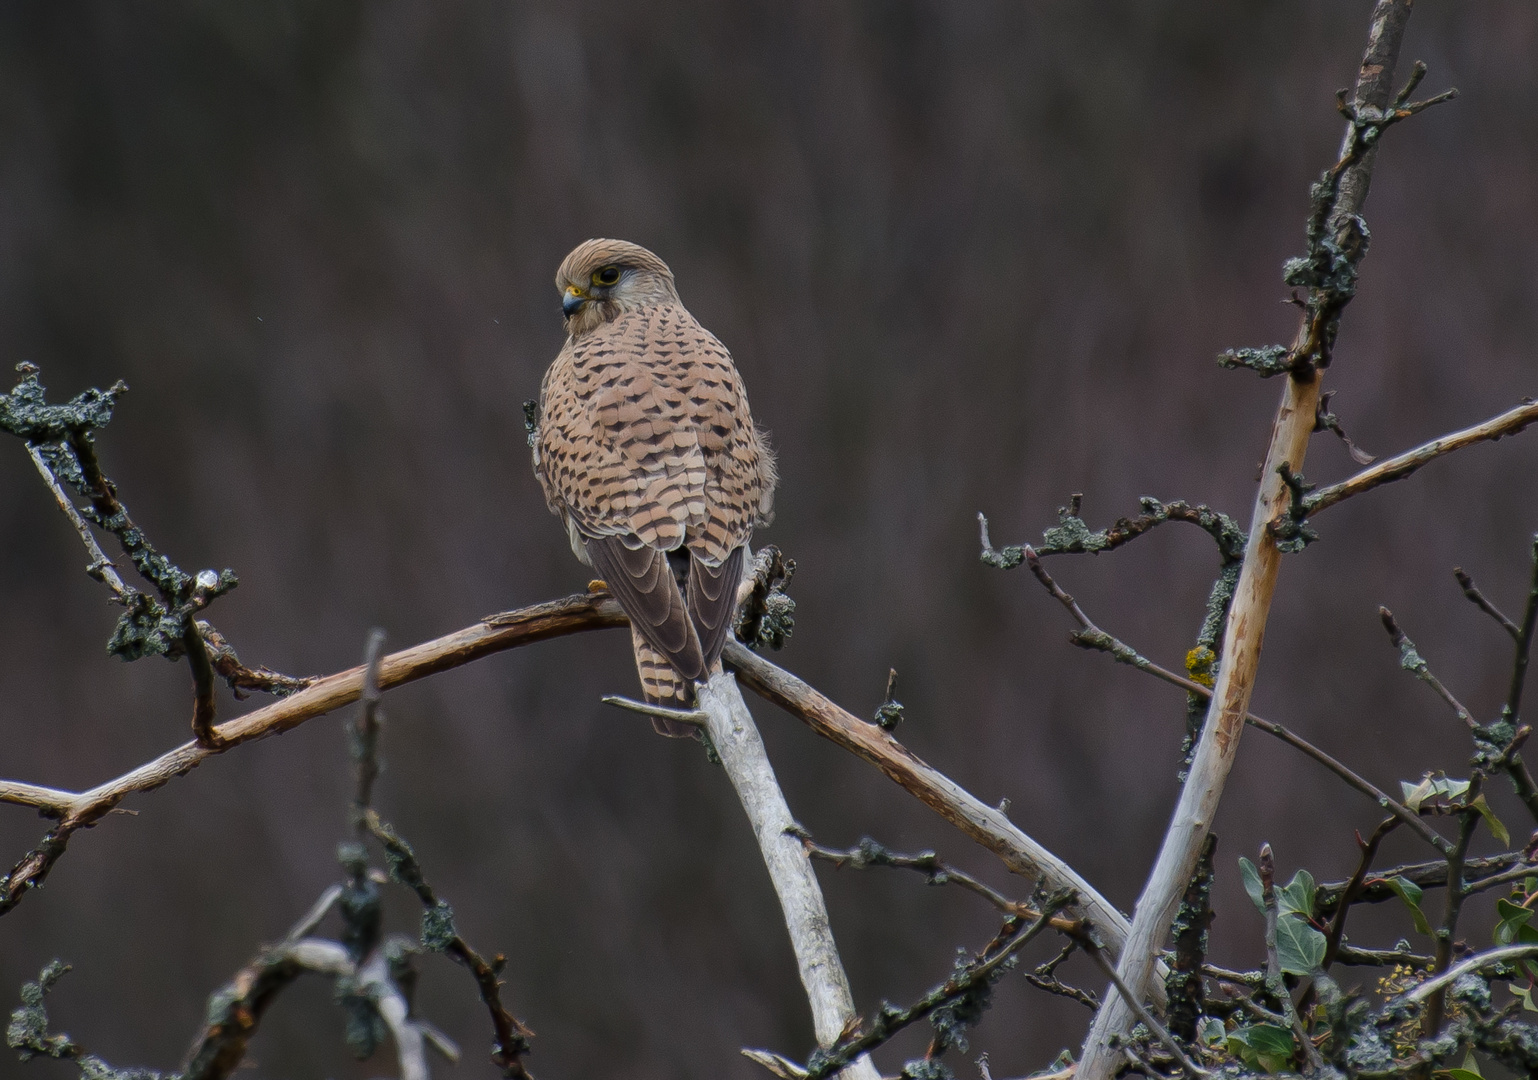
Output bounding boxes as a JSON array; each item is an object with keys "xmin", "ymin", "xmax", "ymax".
[
  {"xmin": 1185, "ymin": 646, "xmax": 1217, "ymax": 688},
  {"xmin": 587, "ymin": 579, "xmax": 609, "ymax": 594}
]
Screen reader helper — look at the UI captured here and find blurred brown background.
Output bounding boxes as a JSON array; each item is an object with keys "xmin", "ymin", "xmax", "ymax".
[{"xmin": 0, "ymin": 2, "xmax": 1535, "ymax": 1077}]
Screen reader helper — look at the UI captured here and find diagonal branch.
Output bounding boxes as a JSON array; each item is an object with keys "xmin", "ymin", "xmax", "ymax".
[
  {"xmin": 1077, "ymin": 4, "xmax": 1423, "ymax": 1073},
  {"xmin": 696, "ymin": 672, "xmax": 878, "ymax": 1080},
  {"xmin": 722, "ymin": 639, "xmax": 1150, "ymax": 981},
  {"xmin": 0, "ymin": 591, "xmax": 628, "ymax": 913},
  {"xmin": 1022, "ymin": 546, "xmax": 1449, "ymax": 852},
  {"xmin": 1298, "ymin": 399, "xmax": 1538, "ymax": 518}
]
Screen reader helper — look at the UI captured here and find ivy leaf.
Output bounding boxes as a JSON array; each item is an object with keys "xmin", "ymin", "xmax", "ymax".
[
  {"xmin": 1401, "ymin": 776, "xmax": 1435, "ymax": 813},
  {"xmin": 1239, "ymin": 857, "xmax": 1266, "ymax": 914},
  {"xmin": 1495, "ymin": 898, "xmax": 1536, "ymax": 946},
  {"xmin": 1382, "ymin": 876, "xmax": 1434, "ymax": 937},
  {"xmin": 1227, "ymin": 1023, "xmax": 1295, "ymax": 1073},
  {"xmin": 1198, "ymin": 1017, "xmax": 1227, "ymax": 1047},
  {"xmin": 1512, "ymin": 984, "xmax": 1538, "ymax": 1013},
  {"xmin": 1434, "ymin": 1049, "xmax": 1483, "ymax": 1079},
  {"xmin": 1469, "ymin": 794, "xmax": 1510, "ymax": 847},
  {"xmin": 1276, "ymin": 913, "xmax": 1327, "ymax": 976},
  {"xmin": 1278, "ymin": 869, "xmax": 1316, "ymax": 919}
]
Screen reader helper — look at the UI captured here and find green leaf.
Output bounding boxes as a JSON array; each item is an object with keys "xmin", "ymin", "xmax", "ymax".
[
  {"xmin": 1401, "ymin": 773, "xmax": 1470, "ymax": 812},
  {"xmin": 1401, "ymin": 776, "xmax": 1435, "ymax": 812},
  {"xmin": 1198, "ymin": 1016, "xmax": 1227, "ymax": 1047},
  {"xmin": 1469, "ymin": 794, "xmax": 1510, "ymax": 846},
  {"xmin": 1494, "ymin": 898, "xmax": 1534, "ymax": 946},
  {"xmin": 1383, "ymin": 876, "xmax": 1434, "ymax": 937},
  {"xmin": 1435, "ymin": 1049, "xmax": 1484, "ymax": 1079},
  {"xmin": 1276, "ymin": 913, "xmax": 1327, "ymax": 976},
  {"xmin": 1512, "ymin": 984, "xmax": 1538, "ymax": 1012},
  {"xmin": 1227, "ymin": 1023, "xmax": 1295, "ymax": 1073},
  {"xmin": 1239, "ymin": 857, "xmax": 1266, "ymax": 914},
  {"xmin": 1279, "ymin": 869, "xmax": 1316, "ymax": 919},
  {"xmin": 1441, "ymin": 777, "xmax": 1472, "ymax": 801}
]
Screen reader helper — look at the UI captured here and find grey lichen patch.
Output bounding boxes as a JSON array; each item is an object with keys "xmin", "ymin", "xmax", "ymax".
[
  {"xmin": 7, "ymin": 961, "xmax": 164, "ymax": 1080},
  {"xmin": 522, "ymin": 398, "xmax": 540, "ymax": 449},
  {"xmin": 0, "ymin": 366, "xmax": 125, "ymax": 443},
  {"xmin": 736, "ymin": 546, "xmax": 797, "ymax": 651},
  {"xmin": 1, "ymin": 366, "xmax": 241, "ymax": 664},
  {"xmin": 1218, "ymin": 345, "xmax": 1295, "ymax": 378},
  {"xmin": 421, "ymin": 900, "xmax": 458, "ymax": 953},
  {"xmin": 7, "ymin": 961, "xmax": 78, "ymax": 1061}
]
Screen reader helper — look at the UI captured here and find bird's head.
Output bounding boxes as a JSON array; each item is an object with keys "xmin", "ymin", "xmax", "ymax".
[{"xmin": 555, "ymin": 239, "xmax": 679, "ymax": 337}]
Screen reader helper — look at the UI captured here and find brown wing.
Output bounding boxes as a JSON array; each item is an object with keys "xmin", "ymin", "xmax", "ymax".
[
  {"xmin": 533, "ymin": 303, "xmax": 775, "ymax": 686},
  {"xmin": 687, "ymin": 545, "xmax": 745, "ymax": 672},
  {"xmin": 585, "ymin": 536, "xmax": 705, "ymax": 682}
]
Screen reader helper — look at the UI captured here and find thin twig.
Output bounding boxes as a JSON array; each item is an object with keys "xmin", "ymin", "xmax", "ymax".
[
  {"xmin": 362, "ymin": 810, "xmax": 535, "ymax": 1078},
  {"xmin": 1454, "ymin": 566, "xmax": 1522, "ymax": 640},
  {"xmin": 1259, "ymin": 845, "xmax": 1324, "ymax": 1074},
  {"xmin": 1315, "ymin": 852, "xmax": 1527, "ymax": 913},
  {"xmin": 1423, "ymin": 806, "xmax": 1479, "ymax": 1036},
  {"xmin": 26, "ymin": 443, "xmax": 129, "ymax": 602},
  {"xmin": 1322, "ymin": 817, "xmax": 1399, "ymax": 972},
  {"xmin": 1504, "ymin": 536, "xmax": 1538, "ymax": 725},
  {"xmin": 184, "ymin": 618, "xmax": 223, "ymax": 749},
  {"xmin": 799, "ymin": 834, "xmax": 1031, "ymax": 918},
  {"xmin": 747, "ymin": 901, "xmax": 1070, "ymax": 1080},
  {"xmin": 1024, "ymin": 548, "xmax": 1449, "ymax": 853},
  {"xmin": 1082, "ymin": 941, "xmax": 1209, "ymax": 1080},
  {"xmin": 1300, "ymin": 399, "xmax": 1538, "ymax": 517},
  {"xmin": 352, "ymin": 628, "xmax": 387, "ymax": 833},
  {"xmin": 600, "ymin": 694, "xmax": 708, "ymax": 727},
  {"xmin": 1379, "ymin": 608, "xmax": 1476, "ymax": 729}
]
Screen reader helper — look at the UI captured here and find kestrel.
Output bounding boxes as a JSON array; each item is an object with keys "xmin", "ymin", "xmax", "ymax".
[{"xmin": 532, "ymin": 239, "xmax": 777, "ymax": 735}]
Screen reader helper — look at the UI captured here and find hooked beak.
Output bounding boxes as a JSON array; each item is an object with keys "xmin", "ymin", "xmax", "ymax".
[{"xmin": 562, "ymin": 285, "xmax": 588, "ymax": 318}]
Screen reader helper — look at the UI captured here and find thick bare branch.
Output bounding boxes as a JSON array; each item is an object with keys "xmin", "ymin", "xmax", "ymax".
[
  {"xmin": 695, "ymin": 672, "xmax": 878, "ymax": 1080},
  {"xmin": 1078, "ymin": 4, "xmax": 1420, "ymax": 1071}
]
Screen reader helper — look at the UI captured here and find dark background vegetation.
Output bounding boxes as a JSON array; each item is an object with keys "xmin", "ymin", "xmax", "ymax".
[{"xmin": 0, "ymin": 2, "xmax": 1534, "ymax": 1077}]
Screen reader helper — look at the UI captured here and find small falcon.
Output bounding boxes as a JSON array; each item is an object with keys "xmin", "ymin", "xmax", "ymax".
[{"xmin": 532, "ymin": 239, "xmax": 777, "ymax": 735}]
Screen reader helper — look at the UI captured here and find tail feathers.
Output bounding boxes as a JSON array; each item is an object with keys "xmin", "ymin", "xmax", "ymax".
[{"xmin": 632, "ymin": 628, "xmax": 700, "ymax": 737}]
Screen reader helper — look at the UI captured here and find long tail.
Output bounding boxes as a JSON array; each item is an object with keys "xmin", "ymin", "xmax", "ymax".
[{"xmin": 631, "ymin": 627, "xmax": 700, "ymax": 737}]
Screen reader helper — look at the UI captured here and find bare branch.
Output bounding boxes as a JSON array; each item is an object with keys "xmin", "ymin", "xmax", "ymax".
[
  {"xmin": 25, "ymin": 443, "xmax": 128, "ymax": 602},
  {"xmin": 1379, "ymin": 608, "xmax": 1477, "ymax": 729},
  {"xmin": 723, "ymin": 639, "xmax": 1152, "ymax": 984},
  {"xmin": 0, "ymin": 591, "xmax": 627, "ymax": 914},
  {"xmin": 1079, "ymin": 4, "xmax": 1422, "ymax": 1071},
  {"xmin": 362, "ymin": 810, "xmax": 534, "ymax": 1078},
  {"xmin": 1322, "ymin": 817, "xmax": 1399, "ymax": 971},
  {"xmin": 352, "ymin": 628, "xmax": 387, "ymax": 832},
  {"xmin": 1300, "ymin": 399, "xmax": 1538, "ymax": 518},
  {"xmin": 1453, "ymin": 566, "xmax": 1522, "ymax": 640},
  {"xmin": 695, "ymin": 672, "xmax": 878, "ymax": 1080},
  {"xmin": 1397, "ymin": 943, "xmax": 1538, "ymax": 1005},
  {"xmin": 184, "ymin": 617, "xmax": 223, "ymax": 750},
  {"xmin": 1023, "ymin": 547, "xmax": 1449, "ymax": 852},
  {"xmin": 600, "ymin": 694, "xmax": 708, "ymax": 727},
  {"xmin": 745, "ymin": 899, "xmax": 1069, "ymax": 1080},
  {"xmin": 1505, "ymin": 536, "xmax": 1538, "ymax": 726},
  {"xmin": 1082, "ymin": 941, "xmax": 1209, "ymax": 1080}
]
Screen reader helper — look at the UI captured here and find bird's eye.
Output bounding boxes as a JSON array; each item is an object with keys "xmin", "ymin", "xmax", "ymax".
[{"xmin": 592, "ymin": 266, "xmax": 622, "ymax": 287}]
